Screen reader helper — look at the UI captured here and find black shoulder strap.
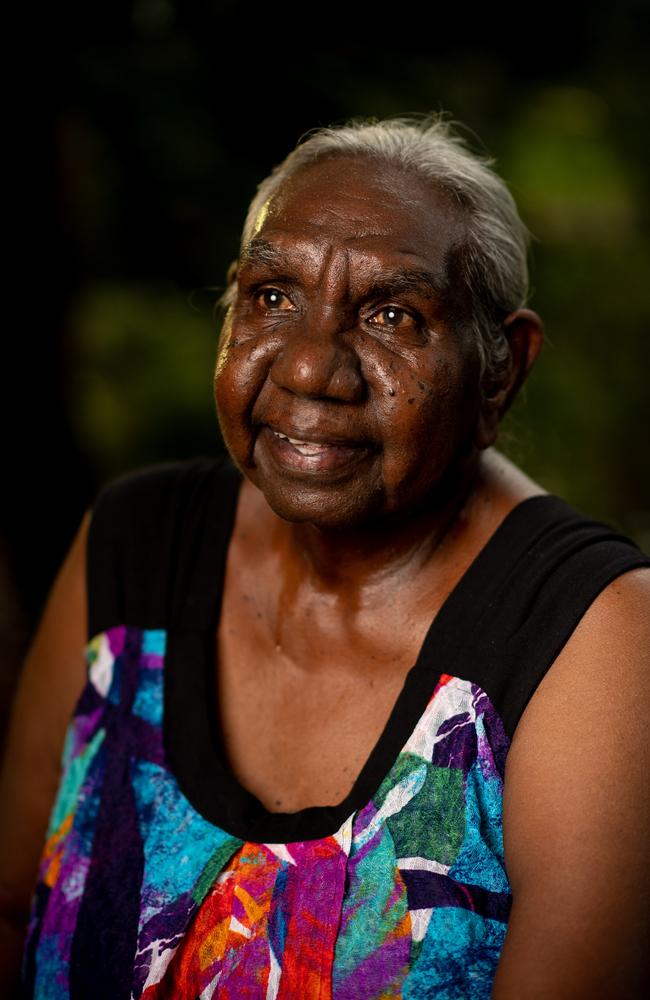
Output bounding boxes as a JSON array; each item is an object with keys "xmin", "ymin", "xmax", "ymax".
[
  {"xmin": 86, "ymin": 455, "xmax": 241, "ymax": 638},
  {"xmin": 427, "ymin": 495, "xmax": 650, "ymax": 741},
  {"xmin": 89, "ymin": 470, "xmax": 649, "ymax": 745}
]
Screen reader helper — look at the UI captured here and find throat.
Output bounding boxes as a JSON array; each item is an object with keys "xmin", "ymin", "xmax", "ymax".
[
  {"xmin": 229, "ymin": 460, "xmax": 482, "ymax": 671},
  {"xmin": 284, "ymin": 461, "xmax": 479, "ymax": 595}
]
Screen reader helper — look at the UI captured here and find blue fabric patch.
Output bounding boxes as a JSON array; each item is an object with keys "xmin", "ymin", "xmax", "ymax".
[
  {"xmin": 448, "ymin": 760, "xmax": 509, "ymax": 893},
  {"xmin": 131, "ymin": 759, "xmax": 238, "ymax": 910},
  {"xmin": 131, "ymin": 668, "xmax": 163, "ymax": 725},
  {"xmin": 142, "ymin": 630, "xmax": 166, "ymax": 656},
  {"xmin": 404, "ymin": 907, "xmax": 507, "ymax": 999}
]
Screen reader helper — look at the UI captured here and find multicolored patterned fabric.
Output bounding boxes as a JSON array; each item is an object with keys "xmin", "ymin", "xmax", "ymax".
[{"xmin": 23, "ymin": 624, "xmax": 512, "ymax": 999}]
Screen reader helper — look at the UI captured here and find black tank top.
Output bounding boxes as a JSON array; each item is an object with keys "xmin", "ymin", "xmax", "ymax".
[
  {"xmin": 87, "ymin": 453, "xmax": 650, "ymax": 842},
  {"xmin": 22, "ymin": 455, "xmax": 650, "ymax": 999}
]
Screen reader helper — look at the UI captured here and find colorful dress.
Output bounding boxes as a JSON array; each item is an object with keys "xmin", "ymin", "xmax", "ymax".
[{"xmin": 21, "ymin": 457, "xmax": 650, "ymax": 999}]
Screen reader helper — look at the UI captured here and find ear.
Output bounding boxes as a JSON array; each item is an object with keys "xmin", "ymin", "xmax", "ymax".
[{"xmin": 475, "ymin": 308, "xmax": 544, "ymax": 449}]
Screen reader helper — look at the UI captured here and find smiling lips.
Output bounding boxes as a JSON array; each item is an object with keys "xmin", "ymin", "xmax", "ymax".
[
  {"xmin": 272, "ymin": 430, "xmax": 332, "ymax": 457},
  {"xmin": 261, "ymin": 425, "xmax": 370, "ymax": 475}
]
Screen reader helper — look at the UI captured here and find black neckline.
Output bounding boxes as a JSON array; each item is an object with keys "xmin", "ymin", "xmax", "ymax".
[{"xmin": 164, "ymin": 462, "xmax": 566, "ymax": 843}]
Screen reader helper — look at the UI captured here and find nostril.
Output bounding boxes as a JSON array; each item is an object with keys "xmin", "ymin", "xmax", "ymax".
[
  {"xmin": 326, "ymin": 367, "xmax": 365, "ymax": 403},
  {"xmin": 270, "ymin": 333, "xmax": 364, "ymax": 403}
]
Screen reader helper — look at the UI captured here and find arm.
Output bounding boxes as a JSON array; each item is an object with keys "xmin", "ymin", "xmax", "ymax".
[
  {"xmin": 0, "ymin": 512, "xmax": 90, "ymax": 994},
  {"xmin": 493, "ymin": 567, "xmax": 650, "ymax": 998}
]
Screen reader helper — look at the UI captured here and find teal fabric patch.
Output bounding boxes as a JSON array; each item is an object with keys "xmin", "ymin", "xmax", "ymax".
[
  {"xmin": 448, "ymin": 761, "xmax": 509, "ymax": 893},
  {"xmin": 404, "ymin": 907, "xmax": 507, "ymax": 999}
]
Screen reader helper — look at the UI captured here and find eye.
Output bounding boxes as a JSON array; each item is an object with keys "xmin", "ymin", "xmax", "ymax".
[
  {"xmin": 255, "ymin": 287, "xmax": 295, "ymax": 311},
  {"xmin": 367, "ymin": 306, "xmax": 419, "ymax": 331}
]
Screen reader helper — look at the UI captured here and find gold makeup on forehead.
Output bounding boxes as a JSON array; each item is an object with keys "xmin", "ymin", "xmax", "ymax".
[{"xmin": 250, "ymin": 197, "xmax": 272, "ymax": 240}]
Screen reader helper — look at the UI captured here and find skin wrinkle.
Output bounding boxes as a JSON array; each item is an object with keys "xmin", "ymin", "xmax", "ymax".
[
  {"xmin": 231, "ymin": 256, "xmax": 456, "ymax": 378},
  {"xmin": 18, "ymin": 132, "xmax": 650, "ymax": 1000},
  {"xmin": 212, "ymin": 165, "xmax": 547, "ymax": 713},
  {"xmin": 211, "ymin": 154, "xmax": 545, "ymax": 830},
  {"xmin": 242, "ymin": 236, "xmax": 449, "ymax": 301},
  {"xmin": 216, "ymin": 157, "xmax": 491, "ymax": 547}
]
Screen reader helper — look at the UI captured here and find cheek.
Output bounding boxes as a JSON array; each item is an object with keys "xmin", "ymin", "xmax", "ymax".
[
  {"xmin": 378, "ymin": 356, "xmax": 480, "ymax": 486},
  {"xmin": 214, "ymin": 319, "xmax": 275, "ymax": 408},
  {"xmin": 385, "ymin": 355, "xmax": 473, "ymax": 428},
  {"xmin": 214, "ymin": 328, "xmax": 279, "ymax": 455},
  {"xmin": 420, "ymin": 357, "xmax": 478, "ymax": 423}
]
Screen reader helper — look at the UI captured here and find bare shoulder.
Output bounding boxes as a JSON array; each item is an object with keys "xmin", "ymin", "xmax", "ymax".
[
  {"xmin": 508, "ymin": 566, "xmax": 650, "ymax": 747},
  {"xmin": 493, "ymin": 566, "xmax": 650, "ymax": 997}
]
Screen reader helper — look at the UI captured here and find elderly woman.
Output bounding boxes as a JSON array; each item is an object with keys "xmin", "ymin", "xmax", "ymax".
[{"xmin": 2, "ymin": 115, "xmax": 649, "ymax": 999}]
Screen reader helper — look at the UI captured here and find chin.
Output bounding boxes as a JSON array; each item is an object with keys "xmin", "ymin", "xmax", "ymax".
[{"xmin": 254, "ymin": 477, "xmax": 386, "ymax": 532}]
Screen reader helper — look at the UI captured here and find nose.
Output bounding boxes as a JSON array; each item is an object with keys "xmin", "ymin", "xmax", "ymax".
[{"xmin": 269, "ymin": 311, "xmax": 365, "ymax": 403}]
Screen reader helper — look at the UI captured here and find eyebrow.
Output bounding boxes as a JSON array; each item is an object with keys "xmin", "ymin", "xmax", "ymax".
[
  {"xmin": 239, "ymin": 237, "xmax": 448, "ymax": 301},
  {"xmin": 239, "ymin": 238, "xmax": 292, "ymax": 270},
  {"xmin": 365, "ymin": 270, "xmax": 448, "ymax": 301}
]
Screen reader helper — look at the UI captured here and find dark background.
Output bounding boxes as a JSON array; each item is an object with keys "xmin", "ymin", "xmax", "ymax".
[{"xmin": 3, "ymin": 1, "xmax": 649, "ymax": 737}]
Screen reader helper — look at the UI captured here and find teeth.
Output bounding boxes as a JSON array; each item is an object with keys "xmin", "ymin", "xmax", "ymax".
[
  {"xmin": 272, "ymin": 430, "xmax": 329, "ymax": 454},
  {"xmin": 294, "ymin": 444, "xmax": 325, "ymax": 455}
]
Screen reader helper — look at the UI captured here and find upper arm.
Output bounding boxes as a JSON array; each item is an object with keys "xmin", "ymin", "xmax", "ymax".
[
  {"xmin": 0, "ymin": 511, "xmax": 91, "ymax": 924},
  {"xmin": 493, "ymin": 567, "xmax": 650, "ymax": 998}
]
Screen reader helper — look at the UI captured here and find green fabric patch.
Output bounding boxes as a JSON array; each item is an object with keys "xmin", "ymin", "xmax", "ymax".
[
  {"xmin": 192, "ymin": 838, "xmax": 244, "ymax": 904},
  {"xmin": 377, "ymin": 753, "xmax": 465, "ymax": 864},
  {"xmin": 49, "ymin": 727, "xmax": 106, "ymax": 834}
]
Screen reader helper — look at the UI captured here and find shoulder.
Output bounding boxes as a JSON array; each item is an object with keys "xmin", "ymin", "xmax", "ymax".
[
  {"xmin": 466, "ymin": 475, "xmax": 650, "ymax": 740},
  {"xmin": 495, "ymin": 566, "xmax": 650, "ymax": 994},
  {"xmin": 507, "ymin": 563, "xmax": 650, "ymax": 776},
  {"xmin": 90, "ymin": 455, "xmax": 225, "ymax": 523},
  {"xmin": 568, "ymin": 563, "xmax": 650, "ymax": 655},
  {"xmin": 86, "ymin": 454, "xmax": 238, "ymax": 635},
  {"xmin": 88, "ymin": 454, "xmax": 240, "ymax": 551},
  {"xmin": 508, "ymin": 563, "xmax": 650, "ymax": 752}
]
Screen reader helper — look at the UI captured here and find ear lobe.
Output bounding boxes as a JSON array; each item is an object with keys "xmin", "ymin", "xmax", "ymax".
[{"xmin": 474, "ymin": 308, "xmax": 544, "ymax": 450}]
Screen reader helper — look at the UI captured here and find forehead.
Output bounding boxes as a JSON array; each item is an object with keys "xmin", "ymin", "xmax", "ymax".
[{"xmin": 243, "ymin": 156, "xmax": 465, "ymax": 282}]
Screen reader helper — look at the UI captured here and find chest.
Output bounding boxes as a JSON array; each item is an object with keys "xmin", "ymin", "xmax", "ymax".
[
  {"xmin": 215, "ymin": 595, "xmax": 428, "ymax": 814},
  {"xmin": 211, "ymin": 478, "xmax": 487, "ymax": 815}
]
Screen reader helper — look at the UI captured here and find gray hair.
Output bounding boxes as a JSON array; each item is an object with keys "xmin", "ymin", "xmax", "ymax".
[{"xmin": 219, "ymin": 113, "xmax": 532, "ymax": 395}]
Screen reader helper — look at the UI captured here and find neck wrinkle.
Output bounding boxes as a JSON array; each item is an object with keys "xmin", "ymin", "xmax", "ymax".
[{"xmin": 279, "ymin": 449, "xmax": 483, "ymax": 601}]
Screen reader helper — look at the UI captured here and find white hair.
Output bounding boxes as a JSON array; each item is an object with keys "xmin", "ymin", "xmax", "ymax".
[{"xmin": 219, "ymin": 113, "xmax": 532, "ymax": 395}]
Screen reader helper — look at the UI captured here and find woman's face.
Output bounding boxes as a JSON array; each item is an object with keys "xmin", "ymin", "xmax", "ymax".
[{"xmin": 214, "ymin": 155, "xmax": 485, "ymax": 529}]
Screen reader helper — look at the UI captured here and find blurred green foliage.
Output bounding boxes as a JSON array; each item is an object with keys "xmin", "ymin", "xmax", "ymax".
[
  {"xmin": 49, "ymin": 7, "xmax": 649, "ymax": 549},
  {"xmin": 69, "ymin": 284, "xmax": 221, "ymax": 469}
]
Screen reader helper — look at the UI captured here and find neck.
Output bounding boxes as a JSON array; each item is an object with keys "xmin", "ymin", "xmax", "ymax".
[{"xmin": 269, "ymin": 450, "xmax": 486, "ymax": 598}]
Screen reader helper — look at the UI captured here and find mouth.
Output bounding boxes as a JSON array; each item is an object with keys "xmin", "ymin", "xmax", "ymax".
[
  {"xmin": 257, "ymin": 424, "xmax": 373, "ymax": 477},
  {"xmin": 270, "ymin": 429, "xmax": 342, "ymax": 457}
]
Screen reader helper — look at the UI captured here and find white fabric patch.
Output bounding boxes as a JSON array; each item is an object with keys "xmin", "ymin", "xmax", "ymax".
[
  {"xmin": 89, "ymin": 634, "xmax": 114, "ymax": 697},
  {"xmin": 410, "ymin": 907, "xmax": 434, "ymax": 942},
  {"xmin": 397, "ymin": 856, "xmax": 450, "ymax": 875}
]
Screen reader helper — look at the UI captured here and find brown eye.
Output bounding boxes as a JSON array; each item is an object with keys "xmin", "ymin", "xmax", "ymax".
[
  {"xmin": 256, "ymin": 288, "xmax": 294, "ymax": 311},
  {"xmin": 368, "ymin": 306, "xmax": 417, "ymax": 330}
]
